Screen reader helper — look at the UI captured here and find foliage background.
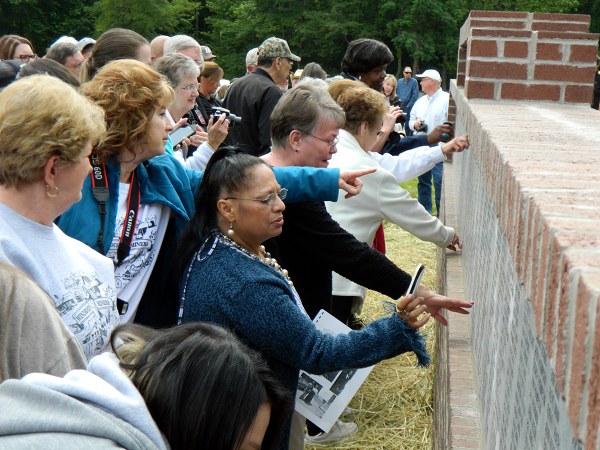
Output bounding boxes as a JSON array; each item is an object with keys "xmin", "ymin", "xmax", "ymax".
[{"xmin": 1, "ymin": 0, "xmax": 598, "ymax": 81}]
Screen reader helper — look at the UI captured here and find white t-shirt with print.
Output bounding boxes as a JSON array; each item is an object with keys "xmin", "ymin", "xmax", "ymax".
[
  {"xmin": 107, "ymin": 183, "xmax": 170, "ymax": 323},
  {"xmin": 0, "ymin": 203, "xmax": 119, "ymax": 359}
]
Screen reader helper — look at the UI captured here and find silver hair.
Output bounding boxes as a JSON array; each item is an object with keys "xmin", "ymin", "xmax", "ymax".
[
  {"xmin": 154, "ymin": 53, "xmax": 200, "ymax": 89},
  {"xmin": 245, "ymin": 47, "xmax": 258, "ymax": 68},
  {"xmin": 270, "ymin": 83, "xmax": 345, "ymax": 149},
  {"xmin": 295, "ymin": 77, "xmax": 327, "ymax": 89},
  {"xmin": 164, "ymin": 35, "xmax": 204, "ymax": 71}
]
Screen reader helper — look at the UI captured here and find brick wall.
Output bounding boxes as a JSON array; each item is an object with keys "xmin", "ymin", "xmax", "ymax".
[
  {"xmin": 435, "ymin": 11, "xmax": 600, "ymax": 449},
  {"xmin": 444, "ymin": 76, "xmax": 600, "ymax": 448},
  {"xmin": 458, "ymin": 11, "xmax": 599, "ymax": 102}
]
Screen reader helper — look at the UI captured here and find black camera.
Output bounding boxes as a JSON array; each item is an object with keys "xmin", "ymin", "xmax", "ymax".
[
  {"xmin": 415, "ymin": 121, "xmax": 428, "ymax": 133},
  {"xmin": 390, "ymin": 99, "xmax": 406, "ymax": 124},
  {"xmin": 211, "ymin": 107, "xmax": 241, "ymax": 125}
]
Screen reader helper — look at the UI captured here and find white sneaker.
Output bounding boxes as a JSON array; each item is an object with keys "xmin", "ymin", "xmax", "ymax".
[
  {"xmin": 342, "ymin": 406, "xmax": 354, "ymax": 416},
  {"xmin": 304, "ymin": 420, "xmax": 358, "ymax": 446}
]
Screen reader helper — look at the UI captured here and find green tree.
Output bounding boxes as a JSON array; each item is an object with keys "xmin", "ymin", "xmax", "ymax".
[
  {"xmin": 92, "ymin": 0, "xmax": 199, "ymax": 37},
  {"xmin": 0, "ymin": 0, "xmax": 95, "ymax": 53}
]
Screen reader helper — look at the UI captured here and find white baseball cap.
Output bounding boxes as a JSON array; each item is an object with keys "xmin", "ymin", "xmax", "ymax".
[{"xmin": 415, "ymin": 69, "xmax": 441, "ymax": 82}]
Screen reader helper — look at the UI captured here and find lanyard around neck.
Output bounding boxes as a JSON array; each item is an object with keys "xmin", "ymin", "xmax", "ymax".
[
  {"xmin": 115, "ymin": 171, "xmax": 140, "ymax": 266},
  {"xmin": 89, "ymin": 157, "xmax": 140, "ymax": 265}
]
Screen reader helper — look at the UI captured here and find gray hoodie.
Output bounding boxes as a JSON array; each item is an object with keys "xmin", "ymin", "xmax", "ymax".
[{"xmin": 0, "ymin": 352, "xmax": 169, "ymax": 450}]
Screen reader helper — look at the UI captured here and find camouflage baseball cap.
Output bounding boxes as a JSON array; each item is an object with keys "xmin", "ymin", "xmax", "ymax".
[{"xmin": 258, "ymin": 37, "xmax": 301, "ymax": 62}]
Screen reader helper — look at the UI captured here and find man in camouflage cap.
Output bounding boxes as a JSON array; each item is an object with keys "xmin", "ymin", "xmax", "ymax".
[
  {"xmin": 224, "ymin": 36, "xmax": 301, "ymax": 156},
  {"xmin": 257, "ymin": 37, "xmax": 300, "ymax": 63}
]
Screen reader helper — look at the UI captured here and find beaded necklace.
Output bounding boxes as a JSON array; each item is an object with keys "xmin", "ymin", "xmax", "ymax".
[
  {"xmin": 219, "ymin": 233, "xmax": 294, "ymax": 287},
  {"xmin": 178, "ymin": 231, "xmax": 307, "ymax": 324}
]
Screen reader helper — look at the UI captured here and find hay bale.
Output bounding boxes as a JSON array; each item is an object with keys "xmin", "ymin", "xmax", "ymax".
[{"xmin": 305, "ymin": 222, "xmax": 437, "ymax": 450}]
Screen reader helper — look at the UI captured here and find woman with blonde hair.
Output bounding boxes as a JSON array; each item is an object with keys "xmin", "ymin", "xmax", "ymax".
[
  {"xmin": 325, "ymin": 80, "xmax": 462, "ymax": 324},
  {"xmin": 383, "ymin": 73, "xmax": 398, "ymax": 104},
  {"xmin": 0, "ymin": 75, "xmax": 119, "ymax": 358}
]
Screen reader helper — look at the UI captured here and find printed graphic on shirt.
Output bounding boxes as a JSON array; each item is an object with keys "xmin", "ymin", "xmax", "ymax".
[
  {"xmin": 54, "ymin": 270, "xmax": 118, "ymax": 358},
  {"xmin": 109, "ymin": 213, "xmax": 159, "ymax": 290}
]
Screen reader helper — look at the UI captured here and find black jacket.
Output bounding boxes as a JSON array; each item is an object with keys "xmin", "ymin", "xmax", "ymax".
[
  {"xmin": 223, "ymin": 68, "xmax": 282, "ymax": 156},
  {"xmin": 265, "ymin": 200, "xmax": 411, "ymax": 319}
]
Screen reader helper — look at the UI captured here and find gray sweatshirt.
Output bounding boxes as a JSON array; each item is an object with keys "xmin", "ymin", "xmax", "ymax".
[{"xmin": 0, "ymin": 352, "xmax": 169, "ymax": 450}]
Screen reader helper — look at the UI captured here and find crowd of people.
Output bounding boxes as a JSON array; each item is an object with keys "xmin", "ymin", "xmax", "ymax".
[{"xmin": 0, "ymin": 28, "xmax": 473, "ymax": 450}]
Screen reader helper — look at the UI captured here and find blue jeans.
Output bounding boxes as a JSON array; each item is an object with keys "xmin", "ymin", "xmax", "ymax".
[{"xmin": 417, "ymin": 161, "xmax": 443, "ymax": 215}]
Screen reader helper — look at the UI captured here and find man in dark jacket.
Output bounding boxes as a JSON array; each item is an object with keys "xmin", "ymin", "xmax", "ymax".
[{"xmin": 224, "ymin": 36, "xmax": 300, "ymax": 156}]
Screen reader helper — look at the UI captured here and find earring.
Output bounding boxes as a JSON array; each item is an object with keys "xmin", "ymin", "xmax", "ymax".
[
  {"xmin": 46, "ymin": 185, "xmax": 59, "ymax": 198},
  {"xmin": 227, "ymin": 222, "xmax": 235, "ymax": 238}
]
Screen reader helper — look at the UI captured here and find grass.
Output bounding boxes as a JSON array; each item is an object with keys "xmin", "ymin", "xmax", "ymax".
[{"xmin": 305, "ymin": 178, "xmax": 438, "ymax": 450}]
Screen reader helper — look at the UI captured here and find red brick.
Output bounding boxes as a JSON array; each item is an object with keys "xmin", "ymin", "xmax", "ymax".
[
  {"xmin": 555, "ymin": 257, "xmax": 572, "ymax": 394},
  {"xmin": 536, "ymin": 42, "xmax": 564, "ymax": 61},
  {"xmin": 471, "ymin": 19, "xmax": 527, "ymax": 29},
  {"xmin": 500, "ymin": 82, "xmax": 561, "ymax": 101},
  {"xmin": 546, "ymin": 238, "xmax": 561, "ymax": 384},
  {"xmin": 535, "ymin": 64, "xmax": 595, "ymax": 83},
  {"xmin": 587, "ymin": 293, "xmax": 600, "ymax": 449},
  {"xmin": 565, "ymin": 84, "xmax": 595, "ymax": 103},
  {"xmin": 457, "ymin": 74, "xmax": 466, "ymax": 86},
  {"xmin": 465, "ymin": 79, "xmax": 495, "ymax": 99},
  {"xmin": 469, "ymin": 61, "xmax": 528, "ymax": 79},
  {"xmin": 469, "ymin": 39, "xmax": 498, "ymax": 57},
  {"xmin": 569, "ymin": 44, "xmax": 598, "ymax": 63},
  {"xmin": 504, "ymin": 40, "xmax": 529, "ymax": 58},
  {"xmin": 532, "ymin": 13, "xmax": 591, "ymax": 24},
  {"xmin": 470, "ymin": 10, "xmax": 529, "ymax": 19},
  {"xmin": 534, "ymin": 224, "xmax": 551, "ymax": 335},
  {"xmin": 471, "ymin": 29, "xmax": 533, "ymax": 39},
  {"xmin": 537, "ymin": 31, "xmax": 600, "ymax": 41},
  {"xmin": 533, "ymin": 21, "xmax": 591, "ymax": 33},
  {"xmin": 567, "ymin": 275, "xmax": 593, "ymax": 434}
]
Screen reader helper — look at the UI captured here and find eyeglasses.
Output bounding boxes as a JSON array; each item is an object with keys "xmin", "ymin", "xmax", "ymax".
[
  {"xmin": 404, "ymin": 71, "xmax": 412, "ymax": 74},
  {"xmin": 279, "ymin": 57, "xmax": 294, "ymax": 67},
  {"xmin": 18, "ymin": 54, "xmax": 37, "ymax": 63},
  {"xmin": 225, "ymin": 188, "xmax": 288, "ymax": 206},
  {"xmin": 180, "ymin": 82, "xmax": 200, "ymax": 91},
  {"xmin": 307, "ymin": 133, "xmax": 339, "ymax": 149}
]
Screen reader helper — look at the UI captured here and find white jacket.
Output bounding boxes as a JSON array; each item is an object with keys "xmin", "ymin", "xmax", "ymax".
[{"xmin": 325, "ymin": 130, "xmax": 455, "ymax": 297}]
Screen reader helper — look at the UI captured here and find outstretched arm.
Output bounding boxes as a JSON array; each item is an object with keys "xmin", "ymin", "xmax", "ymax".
[{"xmin": 414, "ymin": 284, "xmax": 474, "ymax": 326}]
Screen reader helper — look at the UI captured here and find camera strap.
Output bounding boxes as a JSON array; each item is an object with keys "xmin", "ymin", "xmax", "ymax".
[
  {"xmin": 89, "ymin": 157, "xmax": 141, "ymax": 266},
  {"xmin": 89, "ymin": 155, "xmax": 109, "ymax": 251},
  {"xmin": 115, "ymin": 171, "xmax": 140, "ymax": 267}
]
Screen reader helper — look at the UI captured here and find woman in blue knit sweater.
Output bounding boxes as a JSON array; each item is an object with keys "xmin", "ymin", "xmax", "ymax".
[{"xmin": 177, "ymin": 148, "xmax": 472, "ymax": 449}]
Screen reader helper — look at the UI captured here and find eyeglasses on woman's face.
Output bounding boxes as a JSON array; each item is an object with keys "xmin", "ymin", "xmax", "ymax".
[
  {"xmin": 225, "ymin": 188, "xmax": 288, "ymax": 206},
  {"xmin": 307, "ymin": 133, "xmax": 339, "ymax": 149},
  {"xmin": 180, "ymin": 82, "xmax": 200, "ymax": 91},
  {"xmin": 18, "ymin": 54, "xmax": 37, "ymax": 63}
]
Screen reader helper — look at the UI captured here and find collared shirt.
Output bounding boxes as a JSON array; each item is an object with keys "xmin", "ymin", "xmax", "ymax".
[
  {"xmin": 396, "ymin": 76, "xmax": 419, "ymax": 109},
  {"xmin": 409, "ymin": 88, "xmax": 449, "ymax": 132}
]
